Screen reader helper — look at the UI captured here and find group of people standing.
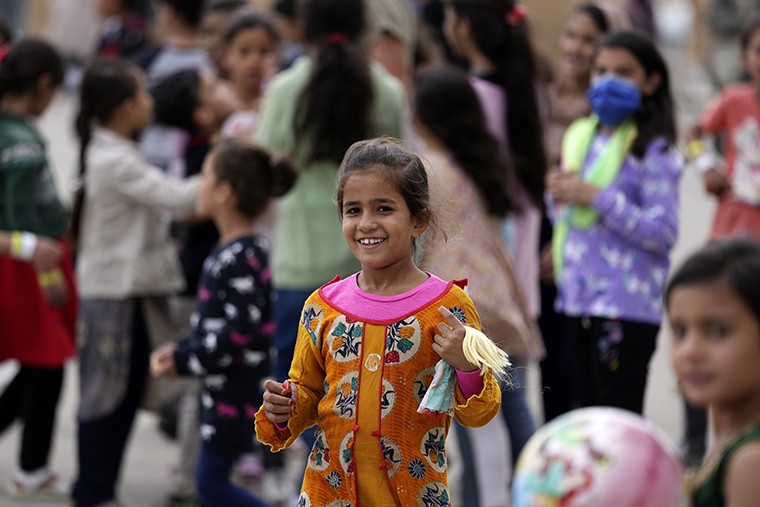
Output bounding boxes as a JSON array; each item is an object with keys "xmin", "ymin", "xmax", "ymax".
[{"xmin": 1, "ymin": 0, "xmax": 760, "ymax": 506}]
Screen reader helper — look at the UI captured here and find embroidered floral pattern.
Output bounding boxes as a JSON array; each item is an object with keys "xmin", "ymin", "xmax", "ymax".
[
  {"xmin": 417, "ymin": 482, "xmax": 451, "ymax": 506},
  {"xmin": 421, "ymin": 428, "xmax": 447, "ymax": 473},
  {"xmin": 327, "ymin": 316, "xmax": 363, "ymax": 363},
  {"xmin": 332, "ymin": 372, "xmax": 358, "ymax": 419},
  {"xmin": 308, "ymin": 428, "xmax": 331, "ymax": 471},
  {"xmin": 339, "ymin": 432, "xmax": 356, "ymax": 476},
  {"xmin": 380, "ymin": 437, "xmax": 403, "ymax": 477},
  {"xmin": 380, "ymin": 378, "xmax": 396, "ymax": 419},
  {"xmin": 301, "ymin": 303, "xmax": 325, "ymax": 346},
  {"xmin": 408, "ymin": 458, "xmax": 427, "ymax": 480},
  {"xmin": 296, "ymin": 492, "xmax": 311, "ymax": 507},
  {"xmin": 385, "ymin": 317, "xmax": 421, "ymax": 365},
  {"xmin": 448, "ymin": 306, "xmax": 466, "ymax": 325},
  {"xmin": 413, "ymin": 367, "xmax": 437, "ymax": 404},
  {"xmin": 326, "ymin": 471, "xmax": 343, "ymax": 490}
]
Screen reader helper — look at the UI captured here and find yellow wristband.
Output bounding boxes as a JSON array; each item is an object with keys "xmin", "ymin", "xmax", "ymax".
[
  {"xmin": 686, "ymin": 139, "xmax": 706, "ymax": 161},
  {"xmin": 38, "ymin": 269, "xmax": 63, "ymax": 287},
  {"xmin": 9, "ymin": 231, "xmax": 37, "ymax": 260}
]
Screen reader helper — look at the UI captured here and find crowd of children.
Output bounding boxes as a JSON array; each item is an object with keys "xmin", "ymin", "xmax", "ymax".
[{"xmin": 1, "ymin": 0, "xmax": 760, "ymax": 506}]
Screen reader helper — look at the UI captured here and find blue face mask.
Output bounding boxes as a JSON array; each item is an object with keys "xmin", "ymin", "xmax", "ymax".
[{"xmin": 587, "ymin": 76, "xmax": 642, "ymax": 126}]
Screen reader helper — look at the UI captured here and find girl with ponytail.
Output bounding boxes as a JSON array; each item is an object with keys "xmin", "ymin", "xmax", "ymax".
[
  {"xmin": 70, "ymin": 58, "xmax": 198, "ymax": 507},
  {"xmin": 254, "ymin": 0, "xmax": 405, "ymax": 412},
  {"xmin": 151, "ymin": 139, "xmax": 296, "ymax": 507},
  {"xmin": 0, "ymin": 38, "xmax": 73, "ymax": 501}
]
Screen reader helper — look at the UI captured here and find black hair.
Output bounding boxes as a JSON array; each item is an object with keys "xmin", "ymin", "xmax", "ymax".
[
  {"xmin": 157, "ymin": 0, "xmax": 205, "ymax": 28},
  {"xmin": 597, "ymin": 31, "xmax": 676, "ymax": 158},
  {"xmin": 0, "ymin": 38, "xmax": 64, "ymax": 100},
  {"xmin": 575, "ymin": 3, "xmax": 609, "ymax": 34},
  {"xmin": 295, "ymin": 0, "xmax": 372, "ymax": 164},
  {"xmin": 665, "ymin": 239, "xmax": 760, "ymax": 325},
  {"xmin": 204, "ymin": 0, "xmax": 247, "ymax": 14},
  {"xmin": 222, "ymin": 9, "xmax": 279, "ymax": 46},
  {"xmin": 274, "ymin": 0, "xmax": 297, "ymax": 19},
  {"xmin": 337, "ymin": 137, "xmax": 435, "ymax": 236},
  {"xmin": 740, "ymin": 13, "xmax": 760, "ymax": 51},
  {"xmin": 151, "ymin": 68, "xmax": 200, "ymax": 133},
  {"xmin": 414, "ymin": 67, "xmax": 516, "ymax": 217},
  {"xmin": 70, "ymin": 58, "xmax": 141, "ymax": 244},
  {"xmin": 211, "ymin": 139, "xmax": 298, "ymax": 218},
  {"xmin": 0, "ymin": 13, "xmax": 13, "ymax": 46},
  {"xmin": 448, "ymin": 0, "xmax": 547, "ymax": 210}
]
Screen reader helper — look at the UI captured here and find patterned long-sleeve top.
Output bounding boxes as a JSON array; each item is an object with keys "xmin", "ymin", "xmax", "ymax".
[
  {"xmin": 555, "ymin": 137, "xmax": 682, "ymax": 324},
  {"xmin": 174, "ymin": 235, "xmax": 274, "ymax": 453},
  {"xmin": 255, "ymin": 274, "xmax": 501, "ymax": 506}
]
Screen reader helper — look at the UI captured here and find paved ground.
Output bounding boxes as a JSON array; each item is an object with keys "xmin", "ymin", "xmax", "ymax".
[{"xmin": 0, "ymin": 39, "xmax": 718, "ymax": 506}]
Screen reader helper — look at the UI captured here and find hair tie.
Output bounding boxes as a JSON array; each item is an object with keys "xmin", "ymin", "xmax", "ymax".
[
  {"xmin": 505, "ymin": 4, "xmax": 526, "ymax": 25},
  {"xmin": 327, "ymin": 32, "xmax": 347, "ymax": 45},
  {"xmin": 0, "ymin": 44, "xmax": 10, "ymax": 62}
]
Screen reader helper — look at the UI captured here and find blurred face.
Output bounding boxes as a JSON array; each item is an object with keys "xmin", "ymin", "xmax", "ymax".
[
  {"xmin": 558, "ymin": 12, "xmax": 604, "ymax": 81},
  {"xmin": 443, "ymin": 5, "xmax": 466, "ymax": 57},
  {"xmin": 128, "ymin": 74, "xmax": 154, "ymax": 132},
  {"xmin": 224, "ymin": 27, "xmax": 277, "ymax": 97},
  {"xmin": 196, "ymin": 71, "xmax": 239, "ymax": 132},
  {"xmin": 592, "ymin": 47, "xmax": 659, "ymax": 96},
  {"xmin": 742, "ymin": 29, "xmax": 760, "ymax": 86},
  {"xmin": 200, "ymin": 10, "xmax": 231, "ymax": 72},
  {"xmin": 669, "ymin": 281, "xmax": 760, "ymax": 410},
  {"xmin": 341, "ymin": 169, "xmax": 427, "ymax": 274},
  {"xmin": 30, "ymin": 75, "xmax": 58, "ymax": 117}
]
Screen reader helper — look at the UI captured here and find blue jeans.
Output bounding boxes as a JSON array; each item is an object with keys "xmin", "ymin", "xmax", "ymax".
[
  {"xmin": 195, "ymin": 447, "xmax": 269, "ymax": 507},
  {"xmin": 500, "ymin": 359, "xmax": 537, "ymax": 464}
]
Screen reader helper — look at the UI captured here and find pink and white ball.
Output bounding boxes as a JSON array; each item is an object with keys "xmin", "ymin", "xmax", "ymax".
[{"xmin": 512, "ymin": 407, "xmax": 687, "ymax": 507}]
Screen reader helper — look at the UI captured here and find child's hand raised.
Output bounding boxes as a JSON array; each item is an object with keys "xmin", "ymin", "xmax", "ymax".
[
  {"xmin": 432, "ymin": 306, "xmax": 478, "ymax": 372},
  {"xmin": 262, "ymin": 379, "xmax": 297, "ymax": 425}
]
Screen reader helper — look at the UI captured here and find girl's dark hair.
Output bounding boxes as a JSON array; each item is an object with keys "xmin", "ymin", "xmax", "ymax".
[
  {"xmin": 337, "ymin": 137, "xmax": 434, "ymax": 229},
  {"xmin": 598, "ymin": 31, "xmax": 676, "ymax": 158},
  {"xmin": 0, "ymin": 38, "xmax": 64, "ymax": 99},
  {"xmin": 414, "ymin": 67, "xmax": 516, "ymax": 216},
  {"xmin": 575, "ymin": 3, "xmax": 609, "ymax": 34},
  {"xmin": 151, "ymin": 68, "xmax": 200, "ymax": 133},
  {"xmin": 295, "ymin": 0, "xmax": 372, "ymax": 164},
  {"xmin": 665, "ymin": 239, "xmax": 760, "ymax": 324},
  {"xmin": 274, "ymin": 0, "xmax": 297, "ymax": 19},
  {"xmin": 740, "ymin": 14, "xmax": 760, "ymax": 51},
  {"xmin": 157, "ymin": 0, "xmax": 205, "ymax": 28},
  {"xmin": 212, "ymin": 139, "xmax": 298, "ymax": 217},
  {"xmin": 204, "ymin": 0, "xmax": 247, "ymax": 14},
  {"xmin": 222, "ymin": 9, "xmax": 279, "ymax": 46},
  {"xmin": 448, "ymin": 0, "xmax": 547, "ymax": 210},
  {"xmin": 70, "ymin": 58, "xmax": 140, "ymax": 244},
  {"xmin": 0, "ymin": 14, "xmax": 13, "ymax": 46}
]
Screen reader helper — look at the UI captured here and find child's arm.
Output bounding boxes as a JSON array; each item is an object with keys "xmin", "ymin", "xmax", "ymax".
[
  {"xmin": 724, "ymin": 442, "xmax": 760, "ymax": 506},
  {"xmin": 255, "ymin": 294, "xmax": 327, "ymax": 451},
  {"xmin": 687, "ymin": 92, "xmax": 731, "ymax": 197},
  {"xmin": 105, "ymin": 155, "xmax": 197, "ymax": 215},
  {"xmin": 589, "ymin": 141, "xmax": 681, "ymax": 255}
]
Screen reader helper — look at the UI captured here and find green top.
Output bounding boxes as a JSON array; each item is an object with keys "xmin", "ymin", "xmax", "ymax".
[
  {"xmin": 692, "ymin": 424, "xmax": 760, "ymax": 507},
  {"xmin": 255, "ymin": 56, "xmax": 405, "ymax": 289},
  {"xmin": 0, "ymin": 112, "xmax": 68, "ymax": 238}
]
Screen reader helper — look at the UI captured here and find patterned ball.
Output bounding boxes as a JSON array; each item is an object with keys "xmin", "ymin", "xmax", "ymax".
[{"xmin": 512, "ymin": 407, "xmax": 687, "ymax": 507}]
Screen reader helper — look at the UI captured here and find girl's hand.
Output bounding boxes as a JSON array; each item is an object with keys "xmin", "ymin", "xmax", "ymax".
[
  {"xmin": 702, "ymin": 168, "xmax": 731, "ymax": 197},
  {"xmin": 31, "ymin": 236, "xmax": 63, "ymax": 272},
  {"xmin": 546, "ymin": 170, "xmax": 600, "ymax": 206},
  {"xmin": 262, "ymin": 379, "xmax": 297, "ymax": 425},
  {"xmin": 151, "ymin": 342, "xmax": 177, "ymax": 377},
  {"xmin": 432, "ymin": 306, "xmax": 477, "ymax": 372}
]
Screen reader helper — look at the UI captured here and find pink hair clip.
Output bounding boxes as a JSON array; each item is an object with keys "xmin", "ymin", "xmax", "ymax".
[
  {"xmin": 327, "ymin": 32, "xmax": 347, "ymax": 45},
  {"xmin": 505, "ymin": 4, "xmax": 526, "ymax": 25}
]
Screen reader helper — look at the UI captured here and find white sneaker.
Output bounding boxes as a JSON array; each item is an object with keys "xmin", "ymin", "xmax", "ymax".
[{"xmin": 6, "ymin": 473, "xmax": 70, "ymax": 502}]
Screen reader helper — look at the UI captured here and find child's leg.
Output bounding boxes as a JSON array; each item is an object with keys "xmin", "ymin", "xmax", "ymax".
[
  {"xmin": 567, "ymin": 316, "xmax": 598, "ymax": 407},
  {"xmin": 589, "ymin": 318, "xmax": 658, "ymax": 414},
  {"xmin": 500, "ymin": 359, "xmax": 536, "ymax": 465},
  {"xmin": 195, "ymin": 447, "xmax": 269, "ymax": 507},
  {"xmin": 0, "ymin": 367, "xmax": 25, "ymax": 434},
  {"xmin": 18, "ymin": 366, "xmax": 64, "ymax": 472}
]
